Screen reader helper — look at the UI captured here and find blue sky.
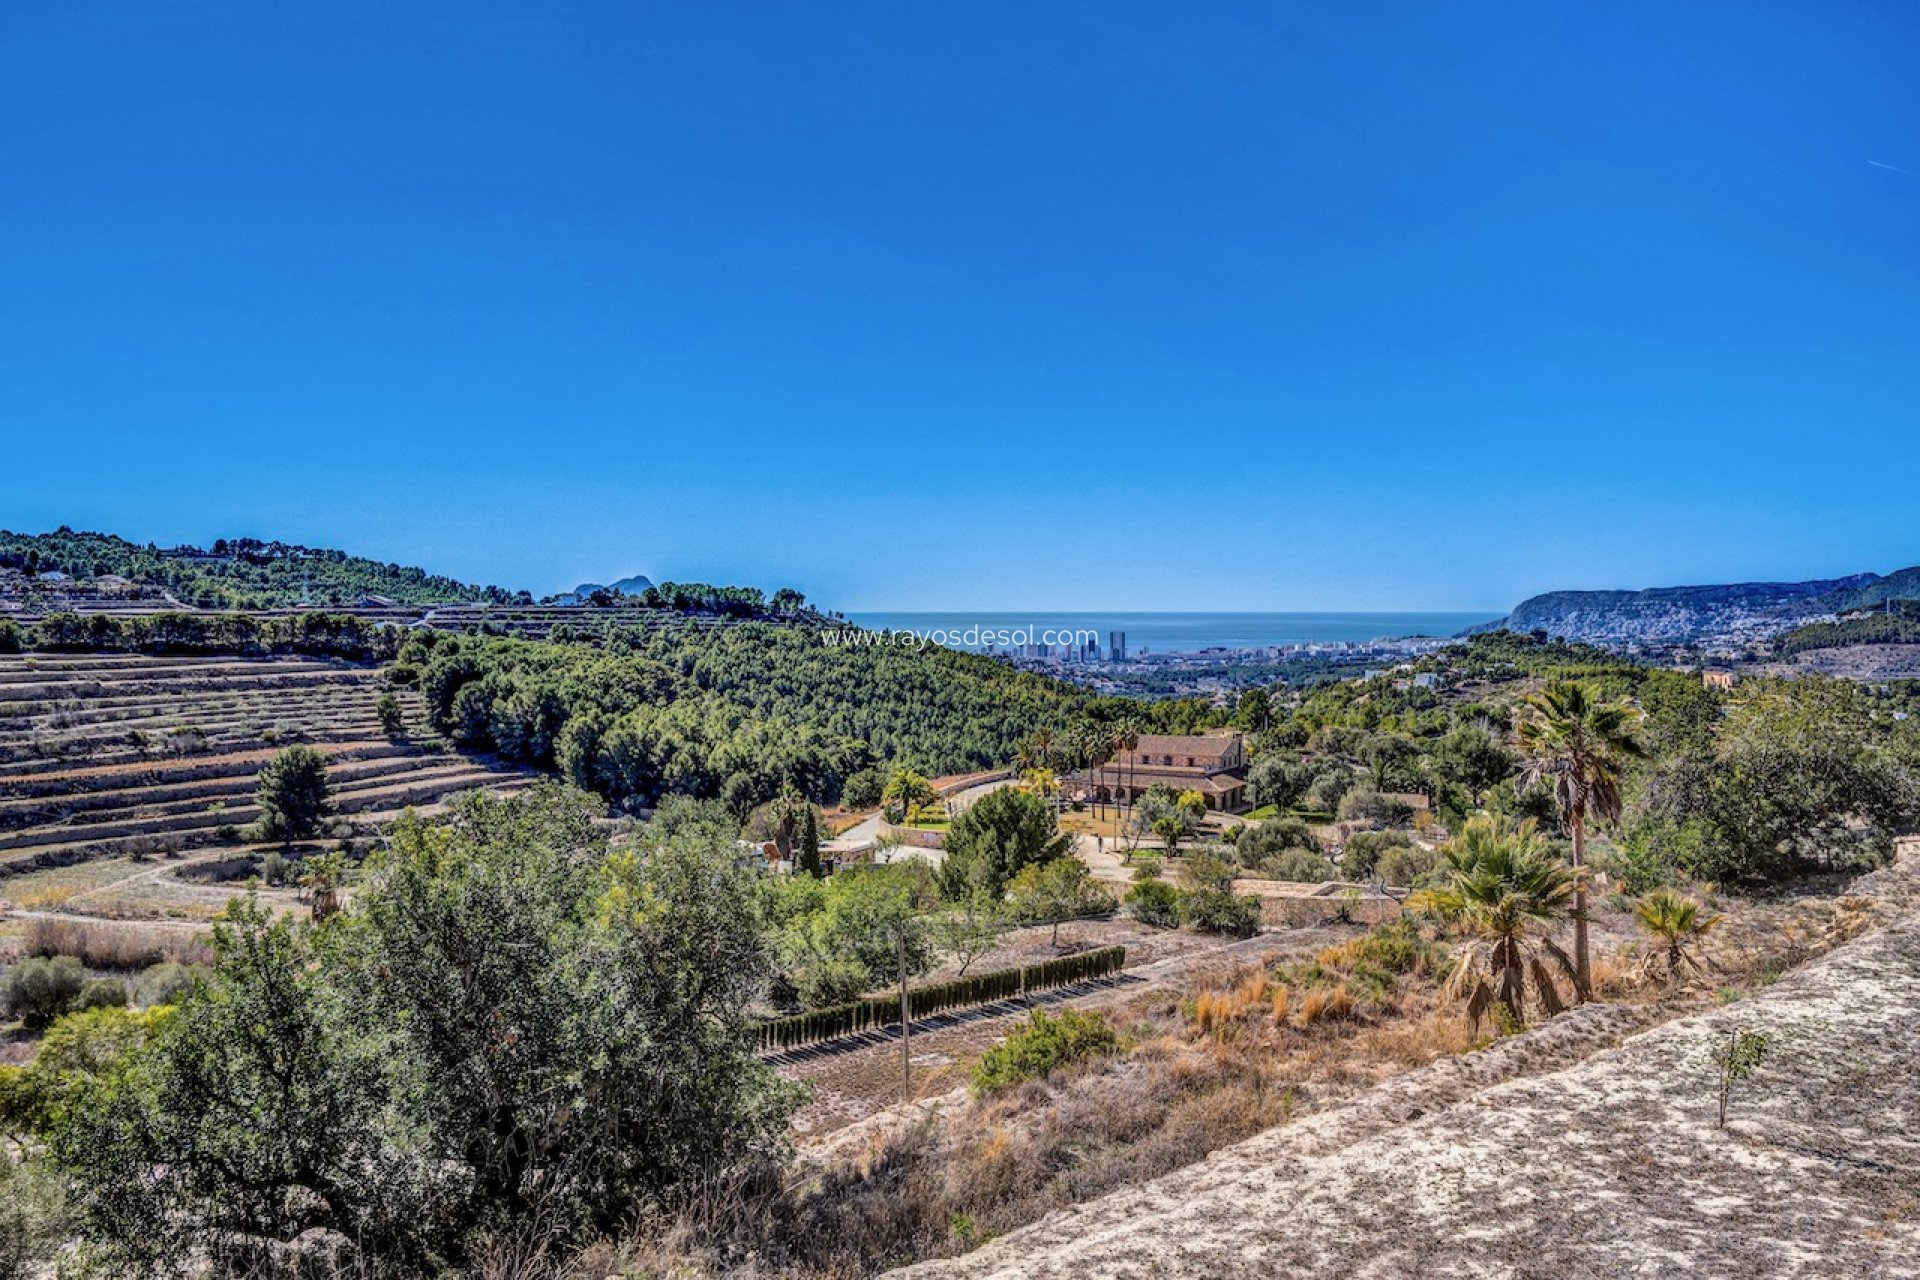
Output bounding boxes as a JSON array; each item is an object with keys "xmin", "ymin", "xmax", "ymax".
[{"xmin": 2, "ymin": 2, "xmax": 1915, "ymax": 610}]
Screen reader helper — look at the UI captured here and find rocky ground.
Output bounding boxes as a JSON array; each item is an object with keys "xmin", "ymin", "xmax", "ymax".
[{"xmin": 892, "ymin": 847, "xmax": 1920, "ymax": 1280}]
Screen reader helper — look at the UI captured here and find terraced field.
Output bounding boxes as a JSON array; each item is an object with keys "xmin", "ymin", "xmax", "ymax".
[{"xmin": 0, "ymin": 652, "xmax": 537, "ymax": 933}]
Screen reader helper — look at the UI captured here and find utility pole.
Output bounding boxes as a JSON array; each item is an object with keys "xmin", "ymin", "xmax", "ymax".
[{"xmin": 898, "ymin": 922, "xmax": 912, "ymax": 1099}]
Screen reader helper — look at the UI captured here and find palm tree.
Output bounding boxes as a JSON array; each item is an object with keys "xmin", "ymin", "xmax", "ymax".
[
  {"xmin": 882, "ymin": 767, "xmax": 938, "ymax": 824},
  {"xmin": 765, "ymin": 785, "xmax": 811, "ymax": 860},
  {"xmin": 1069, "ymin": 723, "xmax": 1109, "ymax": 819},
  {"xmin": 1101, "ymin": 723, "xmax": 1126, "ymax": 818},
  {"xmin": 1024, "ymin": 766, "xmax": 1059, "ymax": 813},
  {"xmin": 1514, "ymin": 679, "xmax": 1647, "ymax": 1002},
  {"xmin": 1417, "ymin": 814, "xmax": 1577, "ymax": 1033},
  {"xmin": 1029, "ymin": 726, "xmax": 1058, "ymax": 771},
  {"xmin": 1632, "ymin": 888, "xmax": 1721, "ymax": 980},
  {"xmin": 298, "ymin": 850, "xmax": 349, "ymax": 921},
  {"xmin": 1115, "ymin": 716, "xmax": 1144, "ymax": 820}
]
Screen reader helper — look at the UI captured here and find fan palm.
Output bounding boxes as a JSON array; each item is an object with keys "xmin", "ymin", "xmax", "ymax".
[
  {"xmin": 1514, "ymin": 679, "xmax": 1646, "ymax": 1002},
  {"xmin": 882, "ymin": 767, "xmax": 938, "ymax": 823},
  {"xmin": 1632, "ymin": 888, "xmax": 1721, "ymax": 980},
  {"xmin": 1417, "ymin": 814, "xmax": 1576, "ymax": 1033},
  {"xmin": 1114, "ymin": 716, "xmax": 1144, "ymax": 817},
  {"xmin": 1029, "ymin": 726, "xmax": 1058, "ymax": 770},
  {"xmin": 298, "ymin": 850, "xmax": 349, "ymax": 921},
  {"xmin": 1070, "ymin": 722, "xmax": 1111, "ymax": 818}
]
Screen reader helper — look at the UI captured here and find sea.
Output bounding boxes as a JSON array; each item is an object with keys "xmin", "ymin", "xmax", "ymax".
[{"xmin": 841, "ymin": 612, "xmax": 1502, "ymax": 655}]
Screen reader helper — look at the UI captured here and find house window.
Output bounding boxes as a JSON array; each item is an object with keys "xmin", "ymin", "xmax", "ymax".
[{"xmin": 1186, "ymin": 757, "xmax": 1195, "ymax": 767}]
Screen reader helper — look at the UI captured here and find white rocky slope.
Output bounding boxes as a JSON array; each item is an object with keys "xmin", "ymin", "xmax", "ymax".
[{"xmin": 894, "ymin": 869, "xmax": 1920, "ymax": 1279}]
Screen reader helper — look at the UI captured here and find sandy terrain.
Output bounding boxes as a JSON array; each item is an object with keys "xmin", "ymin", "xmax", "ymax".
[{"xmin": 894, "ymin": 851, "xmax": 1920, "ymax": 1280}]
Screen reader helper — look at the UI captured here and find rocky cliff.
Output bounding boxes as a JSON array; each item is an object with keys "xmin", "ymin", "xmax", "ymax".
[{"xmin": 1468, "ymin": 571, "xmax": 1897, "ymax": 646}]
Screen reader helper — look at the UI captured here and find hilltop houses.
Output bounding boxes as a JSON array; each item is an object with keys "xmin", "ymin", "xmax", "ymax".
[{"xmin": 1072, "ymin": 728, "xmax": 1251, "ymax": 812}]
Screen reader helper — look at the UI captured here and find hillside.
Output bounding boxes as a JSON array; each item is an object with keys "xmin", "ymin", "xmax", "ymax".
[
  {"xmin": 0, "ymin": 653, "xmax": 534, "ymax": 874},
  {"xmin": 0, "ymin": 528, "xmax": 529, "ymax": 609},
  {"xmin": 1470, "ymin": 569, "xmax": 1908, "ymax": 648},
  {"xmin": 1827, "ymin": 565, "xmax": 1920, "ymax": 613},
  {"xmin": 896, "ymin": 850, "xmax": 1920, "ymax": 1280}
]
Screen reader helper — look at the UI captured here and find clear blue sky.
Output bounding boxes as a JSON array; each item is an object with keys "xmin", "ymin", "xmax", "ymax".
[{"xmin": 2, "ymin": 2, "xmax": 1915, "ymax": 610}]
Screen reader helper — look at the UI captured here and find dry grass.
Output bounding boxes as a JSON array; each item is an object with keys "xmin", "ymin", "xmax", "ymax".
[
  {"xmin": 11, "ymin": 883, "xmax": 78, "ymax": 908},
  {"xmin": 898, "ymin": 883, "xmax": 1920, "ymax": 1279},
  {"xmin": 23, "ymin": 915, "xmax": 213, "ymax": 969},
  {"xmin": 598, "ymin": 920, "xmax": 1471, "ymax": 1279}
]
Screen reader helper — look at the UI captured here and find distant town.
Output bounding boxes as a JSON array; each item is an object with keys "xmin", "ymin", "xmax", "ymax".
[{"xmin": 986, "ymin": 628, "xmax": 1459, "ymax": 699}]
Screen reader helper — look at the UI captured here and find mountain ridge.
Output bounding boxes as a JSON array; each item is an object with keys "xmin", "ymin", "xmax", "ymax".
[
  {"xmin": 1469, "ymin": 567, "xmax": 1916, "ymax": 647},
  {"xmin": 569, "ymin": 573, "xmax": 656, "ymax": 598}
]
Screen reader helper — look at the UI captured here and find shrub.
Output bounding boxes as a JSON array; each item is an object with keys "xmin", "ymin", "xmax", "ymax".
[
  {"xmin": 1236, "ymin": 816, "xmax": 1320, "ymax": 862},
  {"xmin": 1339, "ymin": 829, "xmax": 1416, "ymax": 880},
  {"xmin": 1179, "ymin": 889, "xmax": 1262, "ymax": 938},
  {"xmin": 3, "ymin": 956, "xmax": 87, "ymax": 1030},
  {"xmin": 375, "ymin": 692, "xmax": 404, "ymax": 736},
  {"xmin": 839, "ymin": 766, "xmax": 885, "ymax": 810},
  {"xmin": 259, "ymin": 850, "xmax": 292, "ymax": 886},
  {"xmin": 794, "ymin": 958, "xmax": 871, "ymax": 1010},
  {"xmin": 1313, "ymin": 917, "xmax": 1439, "ymax": 999},
  {"xmin": 50, "ymin": 786, "xmax": 798, "ymax": 1274},
  {"xmin": 972, "ymin": 1008, "xmax": 1118, "ymax": 1094},
  {"xmin": 1124, "ymin": 877, "xmax": 1182, "ymax": 928},
  {"xmin": 1006, "ymin": 859, "xmax": 1112, "ymax": 941},
  {"xmin": 1250, "ymin": 847, "xmax": 1332, "ymax": 884},
  {"xmin": 1599, "ymin": 827, "xmax": 1681, "ymax": 893},
  {"xmin": 0, "ymin": 1148, "xmax": 66, "ymax": 1280},
  {"xmin": 76, "ymin": 979, "xmax": 127, "ymax": 1013},
  {"xmin": 1176, "ymin": 854, "xmax": 1236, "ymax": 895},
  {"xmin": 1305, "ymin": 768, "xmax": 1354, "ymax": 813},
  {"xmin": 134, "ymin": 962, "xmax": 200, "ymax": 1008},
  {"xmin": 1374, "ymin": 843, "xmax": 1437, "ymax": 887},
  {"xmin": 1337, "ymin": 790, "xmax": 1415, "ymax": 826}
]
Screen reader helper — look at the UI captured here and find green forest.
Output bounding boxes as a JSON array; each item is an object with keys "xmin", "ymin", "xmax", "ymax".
[
  {"xmin": 0, "ymin": 528, "xmax": 528, "ymax": 608},
  {"xmin": 402, "ymin": 624, "xmax": 1224, "ymax": 812},
  {"xmin": 1774, "ymin": 609, "xmax": 1920, "ymax": 656}
]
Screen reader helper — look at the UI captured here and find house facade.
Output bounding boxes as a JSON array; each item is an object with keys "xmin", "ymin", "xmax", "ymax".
[{"xmin": 1071, "ymin": 729, "xmax": 1251, "ymax": 812}]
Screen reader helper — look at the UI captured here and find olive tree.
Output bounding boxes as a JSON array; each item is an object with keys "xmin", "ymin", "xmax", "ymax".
[{"xmin": 48, "ymin": 784, "xmax": 799, "ymax": 1273}]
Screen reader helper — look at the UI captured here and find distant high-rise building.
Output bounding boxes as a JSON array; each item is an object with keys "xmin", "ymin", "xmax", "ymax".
[{"xmin": 1108, "ymin": 630, "xmax": 1127, "ymax": 663}]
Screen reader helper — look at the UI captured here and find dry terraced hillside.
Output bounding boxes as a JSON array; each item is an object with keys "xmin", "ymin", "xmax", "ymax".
[{"xmin": 0, "ymin": 652, "xmax": 535, "ymax": 926}]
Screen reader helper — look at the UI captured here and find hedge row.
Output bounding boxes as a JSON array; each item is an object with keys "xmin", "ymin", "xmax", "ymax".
[
  {"xmin": 1, "ymin": 612, "xmax": 400, "ymax": 661},
  {"xmin": 755, "ymin": 945, "xmax": 1126, "ymax": 1051}
]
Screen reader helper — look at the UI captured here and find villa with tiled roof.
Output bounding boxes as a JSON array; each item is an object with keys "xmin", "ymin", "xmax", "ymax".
[{"xmin": 1070, "ymin": 728, "xmax": 1250, "ymax": 812}]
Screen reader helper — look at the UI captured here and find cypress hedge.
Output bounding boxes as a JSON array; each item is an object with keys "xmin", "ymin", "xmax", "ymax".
[{"xmin": 755, "ymin": 945, "xmax": 1125, "ymax": 1052}]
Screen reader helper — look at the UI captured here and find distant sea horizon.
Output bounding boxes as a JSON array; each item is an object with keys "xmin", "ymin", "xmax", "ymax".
[{"xmin": 841, "ymin": 611, "xmax": 1504, "ymax": 654}]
